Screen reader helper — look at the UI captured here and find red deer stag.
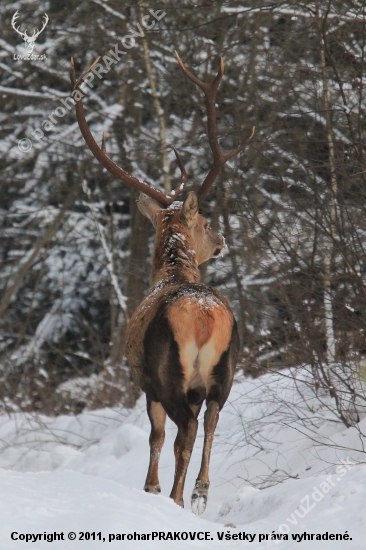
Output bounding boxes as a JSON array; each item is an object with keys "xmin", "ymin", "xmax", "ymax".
[{"xmin": 70, "ymin": 53, "xmax": 254, "ymax": 514}]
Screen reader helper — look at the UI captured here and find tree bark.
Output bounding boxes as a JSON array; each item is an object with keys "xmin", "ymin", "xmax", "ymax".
[{"xmin": 317, "ymin": 4, "xmax": 337, "ymax": 365}]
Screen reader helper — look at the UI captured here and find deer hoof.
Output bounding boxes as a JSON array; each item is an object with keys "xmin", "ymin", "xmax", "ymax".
[
  {"xmin": 144, "ymin": 484, "xmax": 161, "ymax": 495},
  {"xmin": 191, "ymin": 481, "xmax": 209, "ymax": 515}
]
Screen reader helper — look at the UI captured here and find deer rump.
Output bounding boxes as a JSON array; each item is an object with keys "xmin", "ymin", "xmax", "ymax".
[
  {"xmin": 125, "ymin": 260, "xmax": 240, "ymax": 514},
  {"xmin": 126, "ymin": 283, "xmax": 239, "ymax": 412}
]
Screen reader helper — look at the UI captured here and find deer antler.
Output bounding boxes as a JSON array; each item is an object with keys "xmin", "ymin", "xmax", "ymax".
[
  {"xmin": 11, "ymin": 11, "xmax": 28, "ymax": 41},
  {"xmin": 175, "ymin": 52, "xmax": 255, "ymax": 202},
  {"xmin": 11, "ymin": 11, "xmax": 49, "ymax": 42},
  {"xmin": 32, "ymin": 13, "xmax": 49, "ymax": 41},
  {"xmin": 70, "ymin": 58, "xmax": 187, "ymax": 208}
]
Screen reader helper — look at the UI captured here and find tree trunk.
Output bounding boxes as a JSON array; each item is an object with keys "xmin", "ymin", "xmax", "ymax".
[{"xmin": 317, "ymin": 5, "xmax": 337, "ymax": 365}]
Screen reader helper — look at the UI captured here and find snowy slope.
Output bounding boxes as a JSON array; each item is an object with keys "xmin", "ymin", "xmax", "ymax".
[{"xmin": 0, "ymin": 370, "xmax": 365, "ymax": 548}]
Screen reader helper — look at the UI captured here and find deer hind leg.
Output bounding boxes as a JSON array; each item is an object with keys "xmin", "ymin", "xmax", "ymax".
[
  {"xmin": 144, "ymin": 397, "xmax": 166, "ymax": 495},
  {"xmin": 168, "ymin": 401, "xmax": 199, "ymax": 508},
  {"xmin": 191, "ymin": 326, "xmax": 239, "ymax": 515},
  {"xmin": 173, "ymin": 402, "xmax": 202, "ymax": 482},
  {"xmin": 191, "ymin": 399, "xmax": 219, "ymax": 515}
]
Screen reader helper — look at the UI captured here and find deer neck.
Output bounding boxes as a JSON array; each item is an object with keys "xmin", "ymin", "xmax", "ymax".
[{"xmin": 150, "ymin": 220, "xmax": 200, "ymax": 287}]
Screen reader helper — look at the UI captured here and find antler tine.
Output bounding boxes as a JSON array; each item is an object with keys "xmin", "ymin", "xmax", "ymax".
[
  {"xmin": 175, "ymin": 50, "xmax": 224, "ymax": 94},
  {"xmin": 175, "ymin": 51, "xmax": 255, "ymax": 202},
  {"xmin": 101, "ymin": 132, "xmax": 107, "ymax": 153},
  {"xmin": 12, "ymin": 10, "xmax": 20, "ymax": 26},
  {"xmin": 35, "ymin": 13, "xmax": 49, "ymax": 37},
  {"xmin": 170, "ymin": 145, "xmax": 187, "ymax": 198},
  {"xmin": 11, "ymin": 11, "xmax": 26, "ymax": 38},
  {"xmin": 30, "ymin": 12, "xmax": 49, "ymax": 40},
  {"xmin": 71, "ymin": 57, "xmax": 177, "ymax": 208}
]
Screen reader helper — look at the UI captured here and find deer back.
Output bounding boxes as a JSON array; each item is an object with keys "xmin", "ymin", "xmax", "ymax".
[{"xmin": 125, "ymin": 198, "xmax": 239, "ymax": 407}]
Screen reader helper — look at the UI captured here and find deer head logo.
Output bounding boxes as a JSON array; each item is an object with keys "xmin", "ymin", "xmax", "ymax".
[{"xmin": 11, "ymin": 11, "xmax": 49, "ymax": 54}]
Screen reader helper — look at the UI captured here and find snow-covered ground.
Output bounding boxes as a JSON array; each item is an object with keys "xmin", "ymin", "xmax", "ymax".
[{"xmin": 0, "ymin": 369, "xmax": 365, "ymax": 548}]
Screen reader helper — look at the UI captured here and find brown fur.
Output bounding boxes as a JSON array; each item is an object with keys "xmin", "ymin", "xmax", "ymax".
[
  {"xmin": 168, "ymin": 297, "xmax": 233, "ymax": 393},
  {"xmin": 125, "ymin": 192, "xmax": 239, "ymax": 513}
]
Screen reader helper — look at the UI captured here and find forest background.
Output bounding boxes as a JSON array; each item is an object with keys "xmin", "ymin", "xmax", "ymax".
[{"xmin": 1, "ymin": 0, "xmax": 366, "ymax": 427}]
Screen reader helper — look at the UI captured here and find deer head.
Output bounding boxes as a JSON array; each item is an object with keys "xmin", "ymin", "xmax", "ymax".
[
  {"xmin": 12, "ymin": 11, "xmax": 49, "ymax": 54},
  {"xmin": 137, "ymin": 191, "xmax": 225, "ymax": 284}
]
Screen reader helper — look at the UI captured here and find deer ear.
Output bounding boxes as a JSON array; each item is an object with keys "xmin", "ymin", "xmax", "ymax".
[
  {"xmin": 137, "ymin": 194, "xmax": 162, "ymax": 227},
  {"xmin": 181, "ymin": 191, "xmax": 199, "ymax": 228}
]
